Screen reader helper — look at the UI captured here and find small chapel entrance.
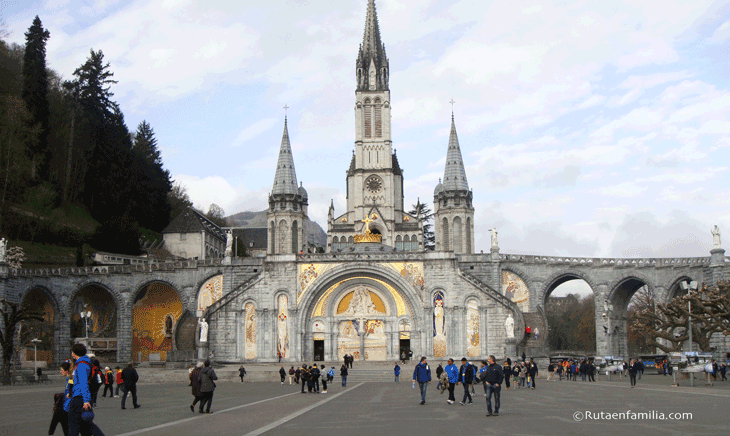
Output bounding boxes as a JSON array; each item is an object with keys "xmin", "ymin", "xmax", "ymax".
[
  {"xmin": 313, "ymin": 340, "xmax": 325, "ymax": 361},
  {"xmin": 399, "ymin": 339, "xmax": 411, "ymax": 361}
]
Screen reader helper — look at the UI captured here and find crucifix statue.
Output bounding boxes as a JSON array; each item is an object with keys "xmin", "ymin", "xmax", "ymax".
[{"xmin": 360, "ymin": 214, "xmax": 375, "ymax": 234}]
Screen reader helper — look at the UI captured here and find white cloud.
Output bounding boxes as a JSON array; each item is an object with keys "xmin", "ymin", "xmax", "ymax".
[
  {"xmin": 707, "ymin": 19, "xmax": 730, "ymax": 44},
  {"xmin": 230, "ymin": 118, "xmax": 278, "ymax": 147}
]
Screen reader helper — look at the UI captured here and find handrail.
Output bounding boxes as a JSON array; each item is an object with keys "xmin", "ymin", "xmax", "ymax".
[{"xmin": 204, "ymin": 273, "xmax": 262, "ymax": 318}]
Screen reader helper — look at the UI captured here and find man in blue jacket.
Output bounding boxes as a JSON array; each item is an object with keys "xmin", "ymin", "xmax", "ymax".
[
  {"xmin": 412, "ymin": 356, "xmax": 431, "ymax": 405},
  {"xmin": 458, "ymin": 358, "xmax": 474, "ymax": 405},
  {"xmin": 394, "ymin": 362, "xmax": 401, "ymax": 383},
  {"xmin": 444, "ymin": 358, "xmax": 459, "ymax": 404},
  {"xmin": 68, "ymin": 343, "xmax": 106, "ymax": 436}
]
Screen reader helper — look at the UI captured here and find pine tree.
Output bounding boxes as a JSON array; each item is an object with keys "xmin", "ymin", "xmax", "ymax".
[
  {"xmin": 21, "ymin": 16, "xmax": 51, "ymax": 180},
  {"xmin": 410, "ymin": 199, "xmax": 435, "ymax": 250},
  {"xmin": 131, "ymin": 120, "xmax": 172, "ymax": 231}
]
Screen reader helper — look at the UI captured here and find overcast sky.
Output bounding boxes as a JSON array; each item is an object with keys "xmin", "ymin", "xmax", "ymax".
[{"xmin": 4, "ymin": 0, "xmax": 730, "ymax": 282}]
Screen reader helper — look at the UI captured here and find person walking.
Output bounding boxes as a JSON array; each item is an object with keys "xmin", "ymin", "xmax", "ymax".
[
  {"xmin": 188, "ymin": 364, "xmax": 195, "ymax": 386},
  {"xmin": 527, "ymin": 359, "xmax": 538, "ymax": 390},
  {"xmin": 101, "ymin": 367, "xmax": 114, "ymax": 398},
  {"xmin": 320, "ymin": 365, "xmax": 328, "ymax": 393},
  {"xmin": 458, "ymin": 358, "xmax": 474, "ymax": 405},
  {"xmin": 239, "ymin": 366, "xmax": 247, "ymax": 383},
  {"xmin": 190, "ymin": 363, "xmax": 203, "ymax": 412},
  {"xmin": 340, "ymin": 364, "xmax": 348, "ymax": 387},
  {"xmin": 49, "ymin": 361, "xmax": 71, "ymax": 436},
  {"xmin": 503, "ymin": 361, "xmax": 512, "ymax": 390},
  {"xmin": 121, "ymin": 362, "xmax": 140, "ymax": 410},
  {"xmin": 279, "ymin": 366, "xmax": 287, "ymax": 385},
  {"xmin": 394, "ymin": 362, "xmax": 401, "ymax": 383},
  {"xmin": 295, "ymin": 367, "xmax": 301, "ymax": 384},
  {"xmin": 288, "ymin": 366, "xmax": 295, "ymax": 384},
  {"xmin": 628, "ymin": 358, "xmax": 639, "ymax": 388},
  {"xmin": 435, "ymin": 364, "xmax": 444, "ymax": 389},
  {"xmin": 412, "ymin": 356, "xmax": 432, "ymax": 405},
  {"xmin": 88, "ymin": 356, "xmax": 103, "ymax": 408},
  {"xmin": 114, "ymin": 367, "xmax": 123, "ymax": 398},
  {"xmin": 511, "ymin": 363, "xmax": 521, "ymax": 389},
  {"xmin": 198, "ymin": 360, "xmax": 218, "ymax": 413},
  {"xmin": 67, "ymin": 343, "xmax": 106, "ymax": 436},
  {"xmin": 444, "ymin": 359, "xmax": 459, "ymax": 404},
  {"xmin": 482, "ymin": 355, "xmax": 504, "ymax": 417}
]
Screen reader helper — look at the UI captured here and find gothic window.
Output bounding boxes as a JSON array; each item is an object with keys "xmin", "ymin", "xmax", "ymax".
[
  {"xmin": 348, "ymin": 236, "xmax": 354, "ymax": 245},
  {"xmin": 442, "ymin": 217, "xmax": 449, "ymax": 251},
  {"xmin": 332, "ymin": 236, "xmax": 339, "ymax": 251},
  {"xmin": 369, "ymin": 66, "xmax": 376, "ymax": 90},
  {"xmin": 395, "ymin": 235, "xmax": 403, "ymax": 251},
  {"xmin": 453, "ymin": 216, "xmax": 462, "ymax": 254},
  {"xmin": 278, "ymin": 219, "xmax": 288, "ymax": 254},
  {"xmin": 365, "ymin": 175, "xmax": 383, "ymax": 194},
  {"xmin": 411, "ymin": 235, "xmax": 418, "ymax": 251},
  {"xmin": 291, "ymin": 221, "xmax": 299, "ymax": 253},
  {"xmin": 269, "ymin": 221, "xmax": 276, "ymax": 254},
  {"xmin": 364, "ymin": 99, "xmax": 372, "ymax": 138},
  {"xmin": 374, "ymin": 98, "xmax": 382, "ymax": 138},
  {"xmin": 466, "ymin": 217, "xmax": 472, "ymax": 254}
]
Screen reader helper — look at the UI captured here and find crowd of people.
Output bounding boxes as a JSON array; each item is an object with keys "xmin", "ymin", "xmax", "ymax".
[{"xmin": 50, "ymin": 343, "xmax": 141, "ymax": 436}]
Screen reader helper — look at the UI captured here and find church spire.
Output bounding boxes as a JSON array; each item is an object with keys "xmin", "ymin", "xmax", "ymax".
[
  {"xmin": 442, "ymin": 114, "xmax": 470, "ymax": 192},
  {"xmin": 271, "ymin": 117, "xmax": 298, "ymax": 195},
  {"xmin": 356, "ymin": 0, "xmax": 389, "ymax": 91}
]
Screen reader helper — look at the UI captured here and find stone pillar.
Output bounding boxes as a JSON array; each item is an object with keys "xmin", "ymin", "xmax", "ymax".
[{"xmin": 594, "ymin": 284, "xmax": 610, "ymax": 357}]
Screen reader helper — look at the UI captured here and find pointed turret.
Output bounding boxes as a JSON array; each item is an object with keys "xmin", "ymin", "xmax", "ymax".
[
  {"xmin": 271, "ymin": 117, "xmax": 298, "ymax": 195},
  {"xmin": 356, "ymin": 0, "xmax": 389, "ymax": 91},
  {"xmin": 442, "ymin": 114, "xmax": 469, "ymax": 192}
]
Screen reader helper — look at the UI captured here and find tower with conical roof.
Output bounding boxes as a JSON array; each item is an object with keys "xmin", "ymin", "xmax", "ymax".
[
  {"xmin": 327, "ymin": 0, "xmax": 422, "ymax": 252},
  {"xmin": 434, "ymin": 112, "xmax": 474, "ymax": 253},
  {"xmin": 268, "ymin": 117, "xmax": 308, "ymax": 255}
]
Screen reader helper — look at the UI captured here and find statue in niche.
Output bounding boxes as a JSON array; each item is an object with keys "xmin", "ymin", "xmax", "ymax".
[
  {"xmin": 505, "ymin": 314, "xmax": 515, "ymax": 339},
  {"xmin": 712, "ymin": 225, "xmax": 721, "ymax": 249},
  {"xmin": 198, "ymin": 318, "xmax": 208, "ymax": 343},
  {"xmin": 433, "ymin": 292, "xmax": 446, "ymax": 357}
]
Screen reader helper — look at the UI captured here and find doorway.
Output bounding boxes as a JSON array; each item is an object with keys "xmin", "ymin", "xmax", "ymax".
[
  {"xmin": 314, "ymin": 340, "xmax": 325, "ymax": 361},
  {"xmin": 399, "ymin": 339, "xmax": 411, "ymax": 361}
]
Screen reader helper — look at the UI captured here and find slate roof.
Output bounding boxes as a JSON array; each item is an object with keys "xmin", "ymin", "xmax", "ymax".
[
  {"xmin": 162, "ymin": 207, "xmax": 226, "ymax": 242},
  {"xmin": 271, "ymin": 118, "xmax": 299, "ymax": 196},
  {"xmin": 442, "ymin": 114, "xmax": 469, "ymax": 192}
]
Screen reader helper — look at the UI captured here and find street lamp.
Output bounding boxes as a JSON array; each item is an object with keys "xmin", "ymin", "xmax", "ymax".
[
  {"xmin": 680, "ymin": 280, "xmax": 698, "ymax": 386},
  {"xmin": 30, "ymin": 338, "xmax": 41, "ymax": 381},
  {"xmin": 79, "ymin": 310, "xmax": 92, "ymax": 340}
]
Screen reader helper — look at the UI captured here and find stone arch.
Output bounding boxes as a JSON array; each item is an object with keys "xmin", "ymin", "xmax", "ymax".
[
  {"xmin": 538, "ymin": 269, "xmax": 598, "ymax": 306},
  {"xmin": 330, "ymin": 284, "xmax": 392, "ymax": 317},
  {"xmin": 66, "ymin": 280, "xmax": 124, "ymax": 317},
  {"xmin": 296, "ymin": 263, "xmax": 423, "ymax": 335},
  {"xmin": 132, "ymin": 278, "xmax": 185, "ymax": 307},
  {"xmin": 664, "ymin": 274, "xmax": 698, "ymax": 304},
  {"xmin": 194, "ymin": 273, "xmax": 224, "ymax": 314},
  {"xmin": 173, "ymin": 310, "xmax": 196, "ymax": 353},
  {"xmin": 131, "ymin": 279, "xmax": 184, "ymax": 362},
  {"xmin": 19, "ymin": 286, "xmax": 61, "ymax": 366},
  {"xmin": 604, "ymin": 274, "xmax": 655, "ymax": 358}
]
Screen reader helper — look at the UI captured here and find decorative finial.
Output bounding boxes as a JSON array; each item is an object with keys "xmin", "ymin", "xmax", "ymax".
[
  {"xmin": 283, "ymin": 103, "xmax": 289, "ymax": 122},
  {"xmin": 449, "ymin": 99, "xmax": 455, "ymax": 117}
]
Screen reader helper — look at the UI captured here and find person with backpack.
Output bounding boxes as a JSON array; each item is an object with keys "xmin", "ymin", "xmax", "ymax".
[
  {"xmin": 198, "ymin": 360, "xmax": 218, "ymax": 413},
  {"xmin": 189, "ymin": 363, "xmax": 203, "ymax": 412},
  {"xmin": 121, "ymin": 362, "xmax": 140, "ymax": 410},
  {"xmin": 458, "ymin": 358, "xmax": 474, "ymax": 405},
  {"xmin": 68, "ymin": 344, "xmax": 106, "ymax": 436},
  {"xmin": 87, "ymin": 357, "xmax": 103, "ymax": 408},
  {"xmin": 328, "ymin": 366, "xmax": 335, "ymax": 383},
  {"xmin": 239, "ymin": 366, "xmax": 247, "ymax": 383},
  {"xmin": 101, "ymin": 367, "xmax": 114, "ymax": 398}
]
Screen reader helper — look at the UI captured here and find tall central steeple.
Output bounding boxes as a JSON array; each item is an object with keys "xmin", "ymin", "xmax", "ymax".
[
  {"xmin": 271, "ymin": 117, "xmax": 298, "ymax": 195},
  {"xmin": 357, "ymin": 0, "xmax": 389, "ymax": 91}
]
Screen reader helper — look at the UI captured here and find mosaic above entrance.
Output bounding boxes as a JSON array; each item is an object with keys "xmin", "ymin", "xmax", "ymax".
[{"xmin": 311, "ymin": 276, "xmax": 410, "ymax": 318}]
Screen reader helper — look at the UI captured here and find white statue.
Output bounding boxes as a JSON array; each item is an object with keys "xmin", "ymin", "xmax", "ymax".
[
  {"xmin": 343, "ymin": 286, "xmax": 378, "ymax": 316},
  {"xmin": 712, "ymin": 225, "xmax": 721, "ymax": 249},
  {"xmin": 198, "ymin": 318, "xmax": 209, "ymax": 343},
  {"xmin": 505, "ymin": 314, "xmax": 515, "ymax": 338},
  {"xmin": 225, "ymin": 230, "xmax": 233, "ymax": 257},
  {"xmin": 490, "ymin": 228, "xmax": 498, "ymax": 247},
  {"xmin": 0, "ymin": 238, "xmax": 6, "ymax": 262}
]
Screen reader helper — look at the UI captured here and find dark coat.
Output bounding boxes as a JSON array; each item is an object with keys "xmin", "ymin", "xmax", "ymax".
[
  {"xmin": 413, "ymin": 362, "xmax": 431, "ymax": 383},
  {"xmin": 121, "ymin": 368, "xmax": 138, "ymax": 388},
  {"xmin": 190, "ymin": 368, "xmax": 202, "ymax": 397},
  {"xmin": 459, "ymin": 363, "xmax": 475, "ymax": 384},
  {"xmin": 199, "ymin": 367, "xmax": 218, "ymax": 393},
  {"xmin": 481, "ymin": 363, "xmax": 504, "ymax": 385}
]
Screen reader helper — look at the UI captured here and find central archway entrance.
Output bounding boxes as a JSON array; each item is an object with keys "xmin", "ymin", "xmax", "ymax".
[{"xmin": 305, "ymin": 271, "xmax": 416, "ymax": 362}]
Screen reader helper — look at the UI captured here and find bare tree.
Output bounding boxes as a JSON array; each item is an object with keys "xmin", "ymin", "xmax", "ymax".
[
  {"xmin": 632, "ymin": 282, "xmax": 730, "ymax": 353},
  {"xmin": 0, "ymin": 300, "xmax": 44, "ymax": 385}
]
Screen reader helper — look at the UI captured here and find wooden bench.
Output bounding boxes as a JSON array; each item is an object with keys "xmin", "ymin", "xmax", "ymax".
[{"xmin": 148, "ymin": 353, "xmax": 166, "ymax": 367}]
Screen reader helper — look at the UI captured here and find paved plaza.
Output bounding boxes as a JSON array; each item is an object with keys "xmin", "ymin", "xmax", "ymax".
[{"xmin": 1, "ymin": 368, "xmax": 729, "ymax": 436}]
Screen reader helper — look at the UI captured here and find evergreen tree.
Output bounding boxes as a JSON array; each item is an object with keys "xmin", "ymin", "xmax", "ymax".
[
  {"xmin": 21, "ymin": 16, "xmax": 51, "ymax": 180},
  {"xmin": 409, "ymin": 199, "xmax": 435, "ymax": 250},
  {"xmin": 131, "ymin": 120, "xmax": 172, "ymax": 231},
  {"xmin": 168, "ymin": 182, "xmax": 192, "ymax": 222}
]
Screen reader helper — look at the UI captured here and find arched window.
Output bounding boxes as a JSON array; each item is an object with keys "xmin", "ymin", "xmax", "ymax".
[
  {"xmin": 348, "ymin": 236, "xmax": 354, "ymax": 245},
  {"xmin": 364, "ymin": 98, "xmax": 372, "ymax": 138},
  {"xmin": 466, "ymin": 217, "xmax": 472, "ymax": 254},
  {"xmin": 374, "ymin": 98, "xmax": 382, "ymax": 138},
  {"xmin": 453, "ymin": 216, "xmax": 462, "ymax": 254},
  {"xmin": 278, "ymin": 220, "xmax": 288, "ymax": 254},
  {"xmin": 411, "ymin": 235, "xmax": 418, "ymax": 251},
  {"xmin": 442, "ymin": 217, "xmax": 449, "ymax": 251},
  {"xmin": 291, "ymin": 221, "xmax": 299, "ymax": 253},
  {"xmin": 395, "ymin": 235, "xmax": 403, "ymax": 251},
  {"xmin": 332, "ymin": 236, "xmax": 339, "ymax": 251},
  {"xmin": 269, "ymin": 221, "xmax": 276, "ymax": 254}
]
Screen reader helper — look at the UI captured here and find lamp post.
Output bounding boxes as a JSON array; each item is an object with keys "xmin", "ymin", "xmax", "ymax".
[
  {"xmin": 79, "ymin": 310, "xmax": 92, "ymax": 340},
  {"xmin": 31, "ymin": 338, "xmax": 41, "ymax": 381},
  {"xmin": 680, "ymin": 280, "xmax": 698, "ymax": 386}
]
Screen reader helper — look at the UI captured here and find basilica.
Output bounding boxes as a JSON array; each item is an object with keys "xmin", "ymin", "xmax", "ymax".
[{"xmin": 3, "ymin": 0, "xmax": 725, "ymax": 368}]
